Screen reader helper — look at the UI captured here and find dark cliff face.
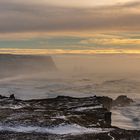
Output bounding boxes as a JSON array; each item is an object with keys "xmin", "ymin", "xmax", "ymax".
[
  {"xmin": 0, "ymin": 95, "xmax": 139, "ymax": 140},
  {"xmin": 0, "ymin": 54, "xmax": 56, "ymax": 77}
]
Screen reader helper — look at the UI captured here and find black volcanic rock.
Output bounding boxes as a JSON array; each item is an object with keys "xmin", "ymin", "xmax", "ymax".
[
  {"xmin": 0, "ymin": 95, "xmax": 111, "ymax": 127},
  {"xmin": 113, "ymin": 95, "xmax": 134, "ymax": 106},
  {"xmin": 96, "ymin": 96, "xmax": 113, "ymax": 110},
  {"xmin": 0, "ymin": 95, "xmax": 139, "ymax": 140},
  {"xmin": 9, "ymin": 94, "xmax": 15, "ymax": 100}
]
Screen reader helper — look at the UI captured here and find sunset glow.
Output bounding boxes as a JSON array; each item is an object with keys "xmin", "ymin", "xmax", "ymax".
[
  {"xmin": 0, "ymin": 0, "xmax": 139, "ymax": 54},
  {"xmin": 0, "ymin": 48, "xmax": 140, "ymax": 55}
]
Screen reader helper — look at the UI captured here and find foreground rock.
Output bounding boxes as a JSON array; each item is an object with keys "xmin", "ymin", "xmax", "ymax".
[
  {"xmin": 113, "ymin": 95, "xmax": 134, "ymax": 106},
  {"xmin": 0, "ymin": 95, "xmax": 139, "ymax": 140}
]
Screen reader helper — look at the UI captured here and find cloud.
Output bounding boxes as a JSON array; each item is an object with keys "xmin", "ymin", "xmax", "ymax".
[
  {"xmin": 0, "ymin": 0, "xmax": 134, "ymax": 8},
  {"xmin": 0, "ymin": 1, "xmax": 139, "ymax": 34},
  {"xmin": 80, "ymin": 38, "xmax": 140, "ymax": 46}
]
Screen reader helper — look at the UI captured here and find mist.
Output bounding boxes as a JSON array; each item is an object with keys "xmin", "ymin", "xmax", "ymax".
[
  {"xmin": 0, "ymin": 53, "xmax": 140, "ymax": 100},
  {"xmin": 53, "ymin": 54, "xmax": 140, "ymax": 79}
]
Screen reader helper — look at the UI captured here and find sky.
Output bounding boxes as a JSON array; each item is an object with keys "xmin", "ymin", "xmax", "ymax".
[{"xmin": 0, "ymin": 0, "xmax": 140, "ymax": 54}]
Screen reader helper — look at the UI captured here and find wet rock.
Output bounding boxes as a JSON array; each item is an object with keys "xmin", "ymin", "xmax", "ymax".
[
  {"xmin": 113, "ymin": 95, "xmax": 134, "ymax": 107},
  {"xmin": 104, "ymin": 112, "xmax": 112, "ymax": 127},
  {"xmin": 9, "ymin": 94, "xmax": 15, "ymax": 100},
  {"xmin": 0, "ymin": 95, "xmax": 139, "ymax": 140},
  {"xmin": 0, "ymin": 95, "xmax": 112, "ymax": 127},
  {"xmin": 96, "ymin": 96, "xmax": 113, "ymax": 110}
]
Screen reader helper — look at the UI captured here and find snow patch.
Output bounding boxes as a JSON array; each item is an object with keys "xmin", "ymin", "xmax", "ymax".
[
  {"xmin": 0, "ymin": 124, "xmax": 112, "ymax": 135},
  {"xmin": 53, "ymin": 115, "xmax": 66, "ymax": 119},
  {"xmin": 0, "ymin": 105, "xmax": 24, "ymax": 109},
  {"xmin": 74, "ymin": 105, "xmax": 102, "ymax": 111}
]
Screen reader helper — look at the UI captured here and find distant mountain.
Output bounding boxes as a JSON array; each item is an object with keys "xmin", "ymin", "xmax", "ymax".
[{"xmin": 0, "ymin": 54, "xmax": 57, "ymax": 77}]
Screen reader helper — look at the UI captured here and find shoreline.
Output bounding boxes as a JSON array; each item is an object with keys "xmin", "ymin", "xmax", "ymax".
[{"xmin": 0, "ymin": 94, "xmax": 139, "ymax": 139}]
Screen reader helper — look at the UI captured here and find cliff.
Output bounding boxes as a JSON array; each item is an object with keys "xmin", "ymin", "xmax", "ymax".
[{"xmin": 0, "ymin": 54, "xmax": 56, "ymax": 77}]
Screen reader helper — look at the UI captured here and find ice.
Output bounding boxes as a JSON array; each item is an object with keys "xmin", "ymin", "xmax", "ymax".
[
  {"xmin": 53, "ymin": 115, "xmax": 66, "ymax": 119},
  {"xmin": 0, "ymin": 124, "xmax": 112, "ymax": 135},
  {"xmin": 0, "ymin": 105, "xmax": 24, "ymax": 109},
  {"xmin": 74, "ymin": 105, "xmax": 103, "ymax": 111}
]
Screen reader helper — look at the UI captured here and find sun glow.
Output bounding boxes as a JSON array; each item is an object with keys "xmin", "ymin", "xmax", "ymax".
[{"xmin": 0, "ymin": 48, "xmax": 140, "ymax": 55}]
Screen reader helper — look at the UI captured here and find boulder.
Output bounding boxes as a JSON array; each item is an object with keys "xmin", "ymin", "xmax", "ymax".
[{"xmin": 113, "ymin": 95, "xmax": 134, "ymax": 106}]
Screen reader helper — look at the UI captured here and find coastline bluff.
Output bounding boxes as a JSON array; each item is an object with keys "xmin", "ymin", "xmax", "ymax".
[{"xmin": 0, "ymin": 54, "xmax": 56, "ymax": 77}]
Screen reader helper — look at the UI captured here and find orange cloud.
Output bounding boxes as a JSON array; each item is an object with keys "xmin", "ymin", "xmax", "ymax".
[
  {"xmin": 80, "ymin": 38, "xmax": 140, "ymax": 45},
  {"xmin": 0, "ymin": 48, "xmax": 140, "ymax": 55}
]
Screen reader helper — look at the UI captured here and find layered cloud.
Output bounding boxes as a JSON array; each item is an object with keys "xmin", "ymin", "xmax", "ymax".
[
  {"xmin": 0, "ymin": 0, "xmax": 139, "ymax": 33},
  {"xmin": 80, "ymin": 38, "xmax": 140, "ymax": 46},
  {"xmin": 0, "ymin": 0, "xmax": 139, "ymax": 54},
  {"xmin": 0, "ymin": 48, "xmax": 140, "ymax": 55},
  {"xmin": 0, "ymin": 0, "xmax": 134, "ymax": 8},
  {"xmin": 0, "ymin": 32, "xmax": 139, "ymax": 54}
]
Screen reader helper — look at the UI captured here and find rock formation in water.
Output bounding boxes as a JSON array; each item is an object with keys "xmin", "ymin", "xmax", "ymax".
[
  {"xmin": 0, "ymin": 94, "xmax": 139, "ymax": 140},
  {"xmin": 113, "ymin": 95, "xmax": 134, "ymax": 106},
  {"xmin": 0, "ymin": 54, "xmax": 56, "ymax": 77}
]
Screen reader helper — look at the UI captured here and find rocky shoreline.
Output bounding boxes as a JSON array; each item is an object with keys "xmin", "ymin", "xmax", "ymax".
[{"xmin": 0, "ymin": 94, "xmax": 139, "ymax": 140}]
